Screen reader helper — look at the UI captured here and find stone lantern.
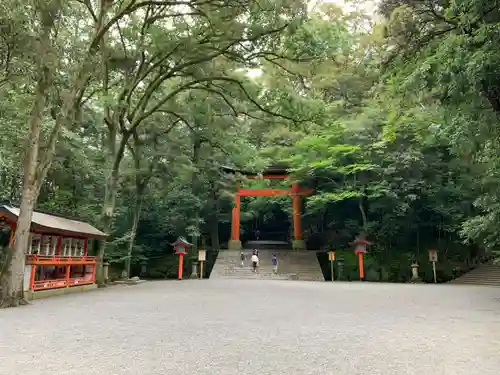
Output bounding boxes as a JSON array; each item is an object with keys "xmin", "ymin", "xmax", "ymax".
[
  {"xmin": 411, "ymin": 262, "xmax": 420, "ymax": 282},
  {"xmin": 337, "ymin": 257, "xmax": 345, "ymax": 281}
]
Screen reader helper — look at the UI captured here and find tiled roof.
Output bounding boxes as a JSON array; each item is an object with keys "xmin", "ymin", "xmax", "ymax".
[{"xmin": 0, "ymin": 205, "xmax": 106, "ymax": 238}]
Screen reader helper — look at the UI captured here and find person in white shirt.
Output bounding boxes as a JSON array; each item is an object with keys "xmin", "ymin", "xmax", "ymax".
[{"xmin": 251, "ymin": 253, "xmax": 259, "ymax": 273}]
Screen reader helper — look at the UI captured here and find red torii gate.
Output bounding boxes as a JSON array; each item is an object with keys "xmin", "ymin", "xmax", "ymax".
[{"xmin": 222, "ymin": 165, "xmax": 313, "ymax": 250}]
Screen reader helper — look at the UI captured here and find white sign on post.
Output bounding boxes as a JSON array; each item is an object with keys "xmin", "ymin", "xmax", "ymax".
[
  {"xmin": 198, "ymin": 249, "xmax": 206, "ymax": 262},
  {"xmin": 429, "ymin": 249, "xmax": 438, "ymax": 283}
]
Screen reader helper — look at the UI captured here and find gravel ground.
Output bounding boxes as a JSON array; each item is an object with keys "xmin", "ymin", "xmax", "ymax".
[{"xmin": 1, "ymin": 280, "xmax": 500, "ymax": 375}]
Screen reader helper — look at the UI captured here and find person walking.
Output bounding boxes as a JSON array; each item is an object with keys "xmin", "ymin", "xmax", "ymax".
[
  {"xmin": 253, "ymin": 249, "xmax": 260, "ymax": 267},
  {"xmin": 272, "ymin": 252, "xmax": 278, "ymax": 274},
  {"xmin": 240, "ymin": 251, "xmax": 245, "ymax": 267},
  {"xmin": 251, "ymin": 252, "xmax": 259, "ymax": 273}
]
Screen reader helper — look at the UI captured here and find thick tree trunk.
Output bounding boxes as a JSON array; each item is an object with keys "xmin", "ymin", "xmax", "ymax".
[
  {"xmin": 1, "ymin": 184, "xmax": 38, "ymax": 307},
  {"xmin": 0, "ymin": 4, "xmax": 55, "ymax": 306},
  {"xmin": 96, "ymin": 166, "xmax": 119, "ymax": 285},
  {"xmin": 0, "ymin": 79, "xmax": 46, "ymax": 306},
  {"xmin": 96, "ymin": 134, "xmax": 129, "ymax": 284}
]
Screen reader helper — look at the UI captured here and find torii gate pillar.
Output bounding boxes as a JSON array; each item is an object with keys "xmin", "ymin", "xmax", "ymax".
[
  {"xmin": 228, "ymin": 183, "xmax": 242, "ymax": 250},
  {"xmin": 291, "ymin": 183, "xmax": 306, "ymax": 250}
]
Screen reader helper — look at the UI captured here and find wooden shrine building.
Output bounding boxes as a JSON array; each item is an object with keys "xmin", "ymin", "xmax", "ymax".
[
  {"xmin": 0, "ymin": 205, "xmax": 107, "ymax": 299},
  {"xmin": 221, "ymin": 165, "xmax": 313, "ymax": 250}
]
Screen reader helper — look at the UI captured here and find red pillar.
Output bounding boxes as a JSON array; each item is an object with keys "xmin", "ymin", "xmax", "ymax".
[
  {"xmin": 29, "ymin": 265, "xmax": 36, "ymax": 291},
  {"xmin": 291, "ymin": 183, "xmax": 305, "ymax": 250},
  {"xmin": 291, "ymin": 185, "xmax": 302, "ymax": 241},
  {"xmin": 353, "ymin": 239, "xmax": 370, "ymax": 281},
  {"xmin": 65, "ymin": 265, "xmax": 71, "ymax": 287},
  {"xmin": 178, "ymin": 254, "xmax": 184, "ymax": 280},
  {"xmin": 230, "ymin": 183, "xmax": 241, "ymax": 243},
  {"xmin": 358, "ymin": 253, "xmax": 364, "ymax": 280}
]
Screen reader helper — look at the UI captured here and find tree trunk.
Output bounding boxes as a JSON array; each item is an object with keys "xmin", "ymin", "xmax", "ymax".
[
  {"xmin": 208, "ymin": 182, "xmax": 220, "ymax": 250},
  {"xmin": 1, "ymin": 184, "xmax": 38, "ymax": 307},
  {"xmin": 96, "ymin": 134, "xmax": 129, "ymax": 284},
  {"xmin": 0, "ymin": 74, "xmax": 47, "ymax": 306},
  {"xmin": 190, "ymin": 134, "xmax": 202, "ymax": 254},
  {"xmin": 358, "ymin": 194, "xmax": 368, "ymax": 239},
  {"xmin": 0, "ymin": 4, "xmax": 55, "ymax": 306},
  {"xmin": 96, "ymin": 165, "xmax": 119, "ymax": 284},
  {"xmin": 125, "ymin": 190, "xmax": 143, "ymax": 279}
]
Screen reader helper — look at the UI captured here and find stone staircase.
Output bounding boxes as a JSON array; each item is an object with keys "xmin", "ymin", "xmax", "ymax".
[
  {"xmin": 210, "ymin": 250, "xmax": 324, "ymax": 281},
  {"xmin": 450, "ymin": 264, "xmax": 500, "ymax": 286}
]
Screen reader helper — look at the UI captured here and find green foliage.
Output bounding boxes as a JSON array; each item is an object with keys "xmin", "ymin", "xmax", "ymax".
[{"xmin": 3, "ymin": 0, "xmax": 500, "ymax": 284}]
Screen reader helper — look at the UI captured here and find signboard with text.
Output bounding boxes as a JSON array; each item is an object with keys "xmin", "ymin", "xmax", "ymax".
[
  {"xmin": 428, "ymin": 249, "xmax": 438, "ymax": 262},
  {"xmin": 198, "ymin": 249, "xmax": 206, "ymax": 262}
]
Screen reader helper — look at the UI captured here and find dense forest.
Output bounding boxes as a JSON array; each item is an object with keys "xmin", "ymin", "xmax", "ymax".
[{"xmin": 1, "ymin": 0, "xmax": 499, "ymax": 304}]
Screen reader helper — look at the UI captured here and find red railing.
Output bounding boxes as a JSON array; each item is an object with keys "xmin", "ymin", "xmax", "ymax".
[
  {"xmin": 26, "ymin": 255, "xmax": 97, "ymax": 265},
  {"xmin": 27, "ymin": 255, "xmax": 97, "ymax": 291},
  {"xmin": 32, "ymin": 277, "xmax": 94, "ymax": 291}
]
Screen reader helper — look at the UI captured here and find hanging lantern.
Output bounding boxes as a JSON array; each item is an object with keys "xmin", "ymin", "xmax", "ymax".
[{"xmin": 171, "ymin": 237, "xmax": 192, "ymax": 255}]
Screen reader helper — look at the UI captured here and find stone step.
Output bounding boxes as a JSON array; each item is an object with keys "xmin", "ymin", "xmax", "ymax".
[
  {"xmin": 211, "ymin": 250, "xmax": 324, "ymax": 282},
  {"xmin": 450, "ymin": 264, "xmax": 500, "ymax": 286}
]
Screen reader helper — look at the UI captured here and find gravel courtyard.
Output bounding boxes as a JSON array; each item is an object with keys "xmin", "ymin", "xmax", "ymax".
[{"xmin": 1, "ymin": 280, "xmax": 499, "ymax": 375}]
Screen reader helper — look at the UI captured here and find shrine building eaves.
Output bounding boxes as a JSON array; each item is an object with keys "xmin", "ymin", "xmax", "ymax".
[{"xmin": 220, "ymin": 164, "xmax": 290, "ymax": 177}]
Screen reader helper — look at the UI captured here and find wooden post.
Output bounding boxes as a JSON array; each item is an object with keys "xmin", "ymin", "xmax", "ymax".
[
  {"xmin": 428, "ymin": 249, "xmax": 438, "ymax": 284},
  {"xmin": 51, "ymin": 236, "xmax": 57, "ymax": 255},
  {"xmin": 178, "ymin": 254, "xmax": 184, "ymax": 280},
  {"xmin": 358, "ymin": 253, "xmax": 364, "ymax": 280},
  {"xmin": 37, "ymin": 235, "xmax": 41, "ymax": 254},
  {"xmin": 84, "ymin": 238, "xmax": 89, "ymax": 256},
  {"xmin": 56, "ymin": 236, "xmax": 63, "ymax": 256},
  {"xmin": 91, "ymin": 264, "xmax": 97, "ymax": 283},
  {"xmin": 29, "ymin": 265, "xmax": 36, "ymax": 291},
  {"xmin": 328, "ymin": 251, "xmax": 335, "ymax": 281},
  {"xmin": 65, "ymin": 265, "xmax": 71, "ymax": 287},
  {"xmin": 45, "ymin": 236, "xmax": 51, "ymax": 255},
  {"xmin": 198, "ymin": 249, "xmax": 206, "ymax": 280},
  {"xmin": 8, "ymin": 228, "xmax": 15, "ymax": 247}
]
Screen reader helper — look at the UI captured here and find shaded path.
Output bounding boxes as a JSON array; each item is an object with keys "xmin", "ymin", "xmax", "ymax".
[{"xmin": 1, "ymin": 280, "xmax": 499, "ymax": 374}]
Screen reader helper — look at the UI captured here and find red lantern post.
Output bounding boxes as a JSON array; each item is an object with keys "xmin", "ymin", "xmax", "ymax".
[
  {"xmin": 352, "ymin": 238, "xmax": 371, "ymax": 281},
  {"xmin": 171, "ymin": 237, "xmax": 192, "ymax": 280}
]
